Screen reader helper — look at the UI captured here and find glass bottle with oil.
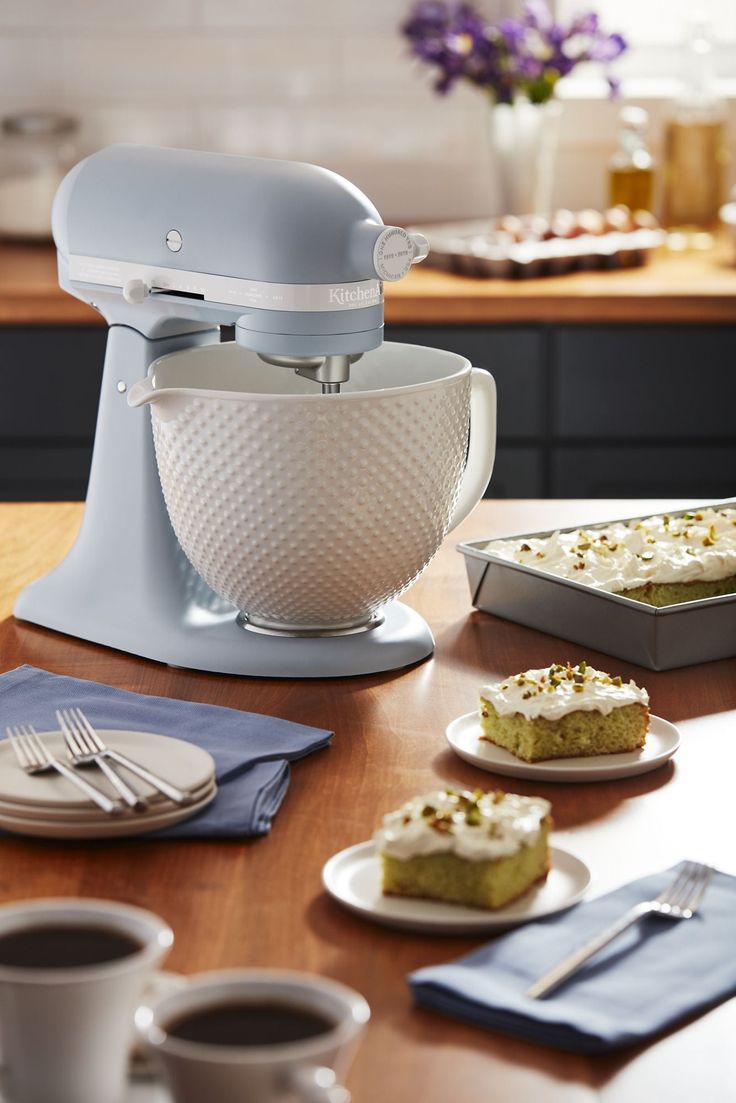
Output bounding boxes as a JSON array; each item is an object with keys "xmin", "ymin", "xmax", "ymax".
[
  {"xmin": 609, "ymin": 106, "xmax": 654, "ymax": 212},
  {"xmin": 662, "ymin": 18, "xmax": 728, "ymax": 247}
]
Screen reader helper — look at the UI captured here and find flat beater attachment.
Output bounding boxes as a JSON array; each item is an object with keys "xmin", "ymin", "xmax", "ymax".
[{"xmin": 257, "ymin": 352, "xmax": 362, "ymax": 393}]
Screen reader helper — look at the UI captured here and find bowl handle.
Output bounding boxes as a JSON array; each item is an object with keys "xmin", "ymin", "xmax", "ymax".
[{"xmin": 447, "ymin": 368, "xmax": 497, "ymax": 532}]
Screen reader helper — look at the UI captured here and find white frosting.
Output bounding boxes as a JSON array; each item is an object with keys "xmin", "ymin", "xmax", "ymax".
[
  {"xmin": 374, "ymin": 788, "xmax": 550, "ymax": 861},
  {"xmin": 481, "ymin": 663, "xmax": 649, "ymax": 721},
  {"xmin": 483, "ymin": 507, "xmax": 736, "ymax": 594}
]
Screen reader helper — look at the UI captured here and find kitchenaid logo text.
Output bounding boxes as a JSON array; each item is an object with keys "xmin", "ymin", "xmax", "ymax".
[{"xmin": 329, "ymin": 284, "xmax": 382, "ymax": 306}]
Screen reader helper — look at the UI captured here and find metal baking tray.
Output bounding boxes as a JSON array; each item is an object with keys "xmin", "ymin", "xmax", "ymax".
[
  {"xmin": 458, "ymin": 502, "xmax": 736, "ymax": 671},
  {"xmin": 409, "ymin": 219, "xmax": 665, "ymax": 279}
]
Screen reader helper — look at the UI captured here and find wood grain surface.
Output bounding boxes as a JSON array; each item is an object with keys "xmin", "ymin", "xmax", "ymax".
[
  {"xmin": 1, "ymin": 240, "xmax": 735, "ymax": 326},
  {"xmin": 0, "ymin": 499, "xmax": 734, "ymax": 1102}
]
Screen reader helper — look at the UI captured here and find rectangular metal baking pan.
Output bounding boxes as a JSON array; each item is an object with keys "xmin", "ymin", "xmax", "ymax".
[{"xmin": 458, "ymin": 502, "xmax": 736, "ymax": 671}]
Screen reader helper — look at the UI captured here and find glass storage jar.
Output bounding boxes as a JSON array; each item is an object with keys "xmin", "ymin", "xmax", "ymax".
[{"xmin": 0, "ymin": 112, "xmax": 78, "ymax": 241}]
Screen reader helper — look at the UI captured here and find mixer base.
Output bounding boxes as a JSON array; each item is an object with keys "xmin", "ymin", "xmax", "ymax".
[
  {"xmin": 17, "ymin": 571, "xmax": 434, "ymax": 677},
  {"xmin": 168, "ymin": 601, "xmax": 434, "ymax": 678}
]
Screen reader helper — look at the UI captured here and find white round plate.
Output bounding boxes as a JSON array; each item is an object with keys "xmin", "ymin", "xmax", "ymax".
[
  {"xmin": 446, "ymin": 712, "xmax": 680, "ymax": 782},
  {"xmin": 0, "ymin": 730, "xmax": 216, "ymax": 809},
  {"xmin": 0, "ymin": 778, "xmax": 216, "ymax": 823},
  {"xmin": 322, "ymin": 842, "xmax": 590, "ymax": 934},
  {"xmin": 0, "ymin": 782, "xmax": 216, "ymax": 839}
]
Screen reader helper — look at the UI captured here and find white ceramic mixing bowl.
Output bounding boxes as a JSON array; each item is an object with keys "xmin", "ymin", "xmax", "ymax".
[{"xmin": 128, "ymin": 341, "xmax": 495, "ymax": 632}]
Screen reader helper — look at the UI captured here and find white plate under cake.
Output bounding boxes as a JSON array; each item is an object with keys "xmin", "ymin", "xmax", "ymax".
[
  {"xmin": 446, "ymin": 712, "xmax": 679, "ymax": 782},
  {"xmin": 322, "ymin": 842, "xmax": 590, "ymax": 934}
]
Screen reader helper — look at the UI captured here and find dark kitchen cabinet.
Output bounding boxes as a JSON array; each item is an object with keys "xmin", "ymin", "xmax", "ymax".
[
  {"xmin": 1, "ymin": 323, "xmax": 734, "ymax": 500},
  {"xmin": 387, "ymin": 324, "xmax": 736, "ymax": 499},
  {"xmin": 0, "ymin": 328, "xmax": 105, "ymax": 500}
]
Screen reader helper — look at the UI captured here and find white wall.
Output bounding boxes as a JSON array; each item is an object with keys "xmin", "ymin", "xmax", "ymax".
[{"xmin": 0, "ymin": 0, "xmax": 733, "ymax": 222}]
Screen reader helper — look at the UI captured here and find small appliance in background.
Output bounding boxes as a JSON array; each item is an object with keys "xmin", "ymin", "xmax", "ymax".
[
  {"xmin": 662, "ymin": 17, "xmax": 729, "ymax": 245},
  {"xmin": 0, "ymin": 112, "xmax": 78, "ymax": 240},
  {"xmin": 608, "ymin": 106, "xmax": 655, "ymax": 213},
  {"xmin": 14, "ymin": 145, "xmax": 497, "ymax": 678}
]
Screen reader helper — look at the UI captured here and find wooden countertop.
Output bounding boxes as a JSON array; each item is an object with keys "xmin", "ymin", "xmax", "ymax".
[
  {"xmin": 1, "ymin": 239, "xmax": 735, "ymax": 327},
  {"xmin": 1, "ymin": 498, "xmax": 734, "ymax": 1101}
]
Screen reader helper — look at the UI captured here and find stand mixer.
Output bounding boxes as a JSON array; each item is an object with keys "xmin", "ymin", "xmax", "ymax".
[{"xmin": 15, "ymin": 145, "xmax": 496, "ymax": 677}]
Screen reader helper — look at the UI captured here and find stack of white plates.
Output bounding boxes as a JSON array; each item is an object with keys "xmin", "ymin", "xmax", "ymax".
[{"xmin": 0, "ymin": 730, "xmax": 217, "ymax": 839}]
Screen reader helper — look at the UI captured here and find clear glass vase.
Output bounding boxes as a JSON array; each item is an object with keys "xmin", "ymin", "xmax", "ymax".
[{"xmin": 489, "ymin": 98, "xmax": 561, "ymax": 216}]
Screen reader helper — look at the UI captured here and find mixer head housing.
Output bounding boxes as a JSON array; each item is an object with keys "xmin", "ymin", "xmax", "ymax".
[{"xmin": 52, "ymin": 145, "xmax": 428, "ymax": 369}]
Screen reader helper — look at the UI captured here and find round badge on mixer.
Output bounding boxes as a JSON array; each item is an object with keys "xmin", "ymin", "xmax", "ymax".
[{"xmin": 373, "ymin": 227, "xmax": 415, "ymax": 281}]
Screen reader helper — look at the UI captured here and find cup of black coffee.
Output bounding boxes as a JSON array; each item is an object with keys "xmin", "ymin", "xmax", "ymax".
[
  {"xmin": 138, "ymin": 969, "xmax": 370, "ymax": 1103},
  {"xmin": 0, "ymin": 897, "xmax": 173, "ymax": 1103}
]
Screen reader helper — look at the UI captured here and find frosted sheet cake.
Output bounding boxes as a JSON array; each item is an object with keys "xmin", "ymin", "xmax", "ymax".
[
  {"xmin": 480, "ymin": 662, "xmax": 649, "ymax": 763},
  {"xmin": 375, "ymin": 787, "xmax": 551, "ymax": 910},
  {"xmin": 483, "ymin": 506, "xmax": 736, "ymax": 607}
]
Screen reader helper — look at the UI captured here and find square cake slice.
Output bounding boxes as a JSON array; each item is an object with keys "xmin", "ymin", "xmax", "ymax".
[
  {"xmin": 480, "ymin": 661, "xmax": 649, "ymax": 763},
  {"xmin": 375, "ymin": 788, "xmax": 551, "ymax": 910}
]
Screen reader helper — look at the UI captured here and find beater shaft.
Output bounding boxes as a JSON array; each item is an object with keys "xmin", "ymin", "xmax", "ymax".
[{"xmin": 258, "ymin": 351, "xmax": 360, "ymax": 392}]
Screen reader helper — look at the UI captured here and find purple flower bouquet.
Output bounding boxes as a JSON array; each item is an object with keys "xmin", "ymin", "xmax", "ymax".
[
  {"xmin": 401, "ymin": 2, "xmax": 627, "ymax": 215},
  {"xmin": 402, "ymin": 1, "xmax": 627, "ymax": 103}
]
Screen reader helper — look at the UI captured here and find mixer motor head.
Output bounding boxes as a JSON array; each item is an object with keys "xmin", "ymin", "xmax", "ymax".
[{"xmin": 52, "ymin": 144, "xmax": 429, "ymax": 388}]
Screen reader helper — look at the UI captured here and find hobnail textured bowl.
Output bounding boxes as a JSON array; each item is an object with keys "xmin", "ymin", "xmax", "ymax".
[{"xmin": 130, "ymin": 342, "xmax": 493, "ymax": 632}]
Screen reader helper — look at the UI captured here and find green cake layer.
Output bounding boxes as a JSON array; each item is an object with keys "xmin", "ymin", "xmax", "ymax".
[
  {"xmin": 621, "ymin": 575, "xmax": 736, "ymax": 607},
  {"xmin": 479, "ymin": 700, "xmax": 648, "ymax": 763},
  {"xmin": 381, "ymin": 819, "xmax": 551, "ymax": 910}
]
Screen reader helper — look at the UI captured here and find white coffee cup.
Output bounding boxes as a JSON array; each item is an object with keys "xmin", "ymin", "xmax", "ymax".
[
  {"xmin": 0, "ymin": 897, "xmax": 173, "ymax": 1103},
  {"xmin": 138, "ymin": 968, "xmax": 370, "ymax": 1103}
]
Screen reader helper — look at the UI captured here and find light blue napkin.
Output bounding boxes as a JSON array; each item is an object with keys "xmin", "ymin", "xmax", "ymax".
[
  {"xmin": 409, "ymin": 863, "xmax": 736, "ymax": 1053},
  {"xmin": 0, "ymin": 666, "xmax": 333, "ymax": 838}
]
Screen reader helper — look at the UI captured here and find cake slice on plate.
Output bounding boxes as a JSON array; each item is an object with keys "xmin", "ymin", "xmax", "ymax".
[
  {"xmin": 375, "ymin": 787, "xmax": 551, "ymax": 910},
  {"xmin": 479, "ymin": 661, "xmax": 649, "ymax": 763}
]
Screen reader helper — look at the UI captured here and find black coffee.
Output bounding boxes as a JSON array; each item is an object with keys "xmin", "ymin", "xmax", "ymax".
[
  {"xmin": 166, "ymin": 1001, "xmax": 336, "ymax": 1047},
  {"xmin": 0, "ymin": 924, "xmax": 142, "ymax": 969}
]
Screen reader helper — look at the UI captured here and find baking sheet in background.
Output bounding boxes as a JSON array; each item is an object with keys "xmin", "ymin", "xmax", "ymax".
[{"xmin": 458, "ymin": 502, "xmax": 736, "ymax": 671}]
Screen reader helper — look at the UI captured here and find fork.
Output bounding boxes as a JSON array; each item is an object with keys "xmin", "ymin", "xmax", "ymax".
[
  {"xmin": 57, "ymin": 709, "xmax": 149, "ymax": 813},
  {"xmin": 58, "ymin": 708, "xmax": 193, "ymax": 806},
  {"xmin": 527, "ymin": 860, "xmax": 714, "ymax": 999},
  {"xmin": 6, "ymin": 725, "xmax": 122, "ymax": 816}
]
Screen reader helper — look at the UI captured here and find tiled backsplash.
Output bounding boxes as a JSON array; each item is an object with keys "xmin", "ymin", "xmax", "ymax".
[{"xmin": 0, "ymin": 0, "xmax": 734, "ymax": 221}]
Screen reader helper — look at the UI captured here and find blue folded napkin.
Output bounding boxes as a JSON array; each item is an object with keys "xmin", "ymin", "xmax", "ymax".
[
  {"xmin": 0, "ymin": 666, "xmax": 333, "ymax": 838},
  {"xmin": 409, "ymin": 863, "xmax": 736, "ymax": 1054}
]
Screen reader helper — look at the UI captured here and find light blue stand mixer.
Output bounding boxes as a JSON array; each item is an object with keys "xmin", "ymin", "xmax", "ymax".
[{"xmin": 15, "ymin": 145, "xmax": 496, "ymax": 677}]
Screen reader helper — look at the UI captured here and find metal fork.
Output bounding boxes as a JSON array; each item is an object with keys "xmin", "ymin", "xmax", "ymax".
[
  {"xmin": 6, "ymin": 725, "xmax": 122, "ymax": 816},
  {"xmin": 527, "ymin": 860, "xmax": 714, "ymax": 999},
  {"xmin": 57, "ymin": 709, "xmax": 148, "ymax": 813},
  {"xmin": 58, "ymin": 708, "xmax": 193, "ymax": 806}
]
